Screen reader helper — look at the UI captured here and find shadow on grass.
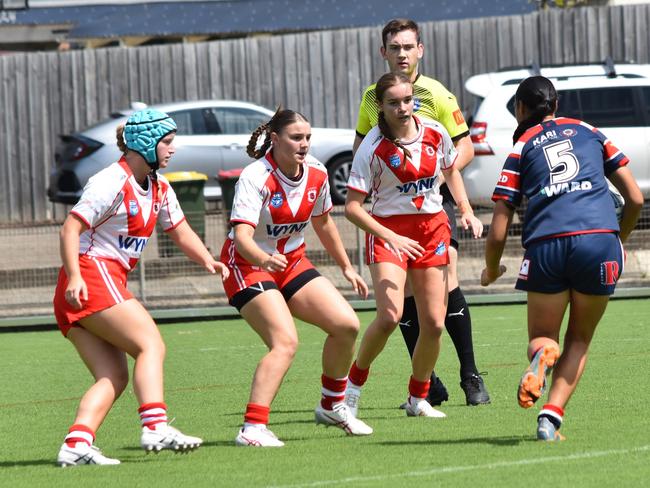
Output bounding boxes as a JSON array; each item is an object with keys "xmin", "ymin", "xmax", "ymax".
[
  {"xmin": 379, "ymin": 434, "xmax": 535, "ymax": 447},
  {"xmin": 0, "ymin": 459, "xmax": 56, "ymax": 468}
]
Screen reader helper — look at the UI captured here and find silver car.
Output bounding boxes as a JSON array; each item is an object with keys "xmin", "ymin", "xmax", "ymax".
[{"xmin": 48, "ymin": 100, "xmax": 354, "ymax": 204}]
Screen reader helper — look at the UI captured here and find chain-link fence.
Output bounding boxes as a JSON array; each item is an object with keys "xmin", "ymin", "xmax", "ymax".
[{"xmin": 1, "ymin": 205, "xmax": 648, "ymax": 318}]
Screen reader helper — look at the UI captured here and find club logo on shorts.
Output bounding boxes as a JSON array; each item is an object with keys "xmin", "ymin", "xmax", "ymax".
[
  {"xmin": 562, "ymin": 128, "xmax": 577, "ymax": 138},
  {"xmin": 389, "ymin": 153, "xmax": 402, "ymax": 168},
  {"xmin": 270, "ymin": 192, "xmax": 284, "ymax": 208},
  {"xmin": 434, "ymin": 241, "xmax": 447, "ymax": 256},
  {"xmin": 518, "ymin": 258, "xmax": 530, "ymax": 280},
  {"xmin": 600, "ymin": 260, "xmax": 620, "ymax": 286},
  {"xmin": 128, "ymin": 200, "xmax": 139, "ymax": 216},
  {"xmin": 307, "ymin": 187, "xmax": 317, "ymax": 203}
]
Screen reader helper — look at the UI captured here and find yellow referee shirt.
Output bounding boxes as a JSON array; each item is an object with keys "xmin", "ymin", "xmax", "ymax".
[{"xmin": 355, "ymin": 74, "xmax": 469, "ymax": 141}]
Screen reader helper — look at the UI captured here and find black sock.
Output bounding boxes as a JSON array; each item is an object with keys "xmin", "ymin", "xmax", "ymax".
[
  {"xmin": 399, "ymin": 296, "xmax": 438, "ymax": 380},
  {"xmin": 445, "ymin": 287, "xmax": 479, "ymax": 380},
  {"xmin": 538, "ymin": 413, "xmax": 562, "ymax": 430}
]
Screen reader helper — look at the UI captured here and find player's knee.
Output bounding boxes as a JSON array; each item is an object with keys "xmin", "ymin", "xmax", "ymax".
[
  {"xmin": 273, "ymin": 336, "xmax": 299, "ymax": 361},
  {"xmin": 374, "ymin": 312, "xmax": 400, "ymax": 335}
]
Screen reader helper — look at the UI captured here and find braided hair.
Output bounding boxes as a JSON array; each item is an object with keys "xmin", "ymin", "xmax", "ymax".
[
  {"xmin": 247, "ymin": 106, "xmax": 309, "ymax": 160},
  {"xmin": 375, "ymin": 72, "xmax": 413, "ymax": 166},
  {"xmin": 512, "ymin": 76, "xmax": 558, "ymax": 144}
]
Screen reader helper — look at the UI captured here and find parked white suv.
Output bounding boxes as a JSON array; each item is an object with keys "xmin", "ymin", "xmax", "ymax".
[{"xmin": 463, "ymin": 61, "xmax": 650, "ymax": 206}]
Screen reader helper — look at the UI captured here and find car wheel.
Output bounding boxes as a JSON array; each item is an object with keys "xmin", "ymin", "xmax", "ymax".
[{"xmin": 327, "ymin": 154, "xmax": 352, "ymax": 205}]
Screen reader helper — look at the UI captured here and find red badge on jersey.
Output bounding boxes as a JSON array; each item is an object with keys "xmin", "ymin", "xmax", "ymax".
[{"xmin": 453, "ymin": 110, "xmax": 465, "ymax": 126}]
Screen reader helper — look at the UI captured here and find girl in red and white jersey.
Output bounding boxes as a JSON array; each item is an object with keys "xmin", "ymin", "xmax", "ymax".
[
  {"xmin": 344, "ymin": 73, "xmax": 483, "ymax": 420},
  {"xmin": 53, "ymin": 109, "xmax": 228, "ymax": 466},
  {"xmin": 220, "ymin": 107, "xmax": 372, "ymax": 447}
]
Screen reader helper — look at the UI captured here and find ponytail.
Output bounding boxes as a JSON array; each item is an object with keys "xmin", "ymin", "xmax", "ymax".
[
  {"xmin": 378, "ymin": 112, "xmax": 412, "ymax": 167},
  {"xmin": 247, "ymin": 122, "xmax": 271, "ymax": 159}
]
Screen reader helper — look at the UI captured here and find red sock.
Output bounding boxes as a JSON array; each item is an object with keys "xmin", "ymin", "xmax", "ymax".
[
  {"xmin": 408, "ymin": 376, "xmax": 431, "ymax": 399},
  {"xmin": 320, "ymin": 375, "xmax": 347, "ymax": 410},
  {"xmin": 244, "ymin": 403, "xmax": 270, "ymax": 425},
  {"xmin": 348, "ymin": 361, "xmax": 369, "ymax": 387},
  {"xmin": 64, "ymin": 424, "xmax": 95, "ymax": 447},
  {"xmin": 138, "ymin": 402, "xmax": 168, "ymax": 430}
]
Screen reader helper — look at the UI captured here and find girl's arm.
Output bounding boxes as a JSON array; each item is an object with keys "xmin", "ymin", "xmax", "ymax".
[
  {"xmin": 59, "ymin": 214, "xmax": 88, "ymax": 309},
  {"xmin": 481, "ymin": 200, "xmax": 512, "ymax": 286},
  {"xmin": 344, "ymin": 188, "xmax": 424, "ymax": 261},
  {"xmin": 167, "ymin": 220, "xmax": 229, "ymax": 278},
  {"xmin": 608, "ymin": 166, "xmax": 644, "ymax": 243},
  {"xmin": 232, "ymin": 223, "xmax": 288, "ymax": 273},
  {"xmin": 441, "ymin": 165, "xmax": 483, "ymax": 239},
  {"xmin": 311, "ymin": 211, "xmax": 368, "ymax": 298}
]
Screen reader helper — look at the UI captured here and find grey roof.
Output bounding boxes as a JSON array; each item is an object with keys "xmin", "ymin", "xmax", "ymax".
[{"xmin": 12, "ymin": 0, "xmax": 535, "ymax": 39}]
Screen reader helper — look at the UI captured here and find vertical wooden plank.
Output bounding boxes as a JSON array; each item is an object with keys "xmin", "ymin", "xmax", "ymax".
[
  {"xmin": 159, "ymin": 45, "xmax": 174, "ymax": 102},
  {"xmin": 170, "ymin": 43, "xmax": 186, "ymax": 101},
  {"xmin": 523, "ymin": 12, "xmax": 541, "ymax": 67},
  {"xmin": 28, "ymin": 53, "xmax": 48, "ymax": 221},
  {"xmin": 182, "ymin": 43, "xmax": 199, "ymax": 101},
  {"xmin": 256, "ymin": 37, "xmax": 274, "ymax": 109},
  {"xmin": 207, "ymin": 41, "xmax": 223, "ymax": 100},
  {"xmin": 126, "ymin": 48, "xmax": 141, "ymax": 106},
  {"xmin": 0, "ymin": 57, "xmax": 11, "ymax": 221},
  {"xmin": 306, "ymin": 31, "xmax": 325, "ymax": 126},
  {"xmin": 14, "ymin": 55, "xmax": 31, "ymax": 222},
  {"xmin": 320, "ymin": 31, "xmax": 336, "ymax": 128},
  {"xmin": 82, "ymin": 50, "xmax": 98, "ymax": 126},
  {"xmin": 108, "ymin": 47, "xmax": 129, "ymax": 110}
]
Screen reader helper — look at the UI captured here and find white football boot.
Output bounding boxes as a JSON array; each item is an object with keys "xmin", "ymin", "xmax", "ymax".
[
  {"xmin": 57, "ymin": 442, "xmax": 121, "ymax": 467},
  {"xmin": 315, "ymin": 402, "xmax": 373, "ymax": 435},
  {"xmin": 404, "ymin": 395, "xmax": 447, "ymax": 418},
  {"xmin": 235, "ymin": 424, "xmax": 285, "ymax": 447},
  {"xmin": 141, "ymin": 424, "xmax": 203, "ymax": 453}
]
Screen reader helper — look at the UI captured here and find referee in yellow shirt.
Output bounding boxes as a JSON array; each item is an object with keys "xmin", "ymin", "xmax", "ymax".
[{"xmin": 352, "ymin": 18, "xmax": 489, "ymax": 406}]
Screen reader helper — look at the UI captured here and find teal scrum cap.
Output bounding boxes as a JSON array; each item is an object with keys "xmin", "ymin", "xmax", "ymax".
[{"xmin": 124, "ymin": 109, "xmax": 177, "ymax": 169}]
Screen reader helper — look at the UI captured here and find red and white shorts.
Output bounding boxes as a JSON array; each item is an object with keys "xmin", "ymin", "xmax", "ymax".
[
  {"xmin": 220, "ymin": 239, "xmax": 319, "ymax": 309},
  {"xmin": 53, "ymin": 255, "xmax": 133, "ymax": 336},
  {"xmin": 366, "ymin": 212, "xmax": 451, "ymax": 269}
]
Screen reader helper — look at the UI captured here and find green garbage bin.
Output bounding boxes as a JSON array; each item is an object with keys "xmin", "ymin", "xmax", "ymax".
[
  {"xmin": 217, "ymin": 168, "xmax": 244, "ymax": 225},
  {"xmin": 158, "ymin": 171, "xmax": 208, "ymax": 257}
]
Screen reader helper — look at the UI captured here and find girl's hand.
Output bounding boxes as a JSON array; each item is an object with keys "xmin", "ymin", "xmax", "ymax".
[
  {"xmin": 65, "ymin": 274, "xmax": 88, "ymax": 310},
  {"xmin": 384, "ymin": 231, "xmax": 424, "ymax": 262},
  {"xmin": 262, "ymin": 253, "xmax": 288, "ymax": 273},
  {"xmin": 342, "ymin": 266, "xmax": 369, "ymax": 299},
  {"xmin": 204, "ymin": 259, "xmax": 230, "ymax": 281},
  {"xmin": 480, "ymin": 264, "xmax": 507, "ymax": 286},
  {"xmin": 460, "ymin": 212, "xmax": 484, "ymax": 239}
]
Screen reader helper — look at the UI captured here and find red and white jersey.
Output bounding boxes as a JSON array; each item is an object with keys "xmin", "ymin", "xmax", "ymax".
[
  {"xmin": 228, "ymin": 152, "xmax": 332, "ymax": 255},
  {"xmin": 70, "ymin": 158, "xmax": 185, "ymax": 271},
  {"xmin": 347, "ymin": 116, "xmax": 457, "ymax": 216}
]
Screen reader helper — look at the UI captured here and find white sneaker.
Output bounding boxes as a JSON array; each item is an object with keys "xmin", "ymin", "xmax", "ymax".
[
  {"xmin": 57, "ymin": 442, "xmax": 121, "ymax": 467},
  {"xmin": 344, "ymin": 384, "xmax": 362, "ymax": 417},
  {"xmin": 405, "ymin": 396, "xmax": 446, "ymax": 418},
  {"xmin": 140, "ymin": 424, "xmax": 203, "ymax": 452},
  {"xmin": 315, "ymin": 403, "xmax": 373, "ymax": 436},
  {"xmin": 235, "ymin": 425, "xmax": 284, "ymax": 447}
]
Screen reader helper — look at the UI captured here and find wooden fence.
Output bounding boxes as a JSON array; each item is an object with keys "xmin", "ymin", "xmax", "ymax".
[{"xmin": 1, "ymin": 4, "xmax": 649, "ymax": 223}]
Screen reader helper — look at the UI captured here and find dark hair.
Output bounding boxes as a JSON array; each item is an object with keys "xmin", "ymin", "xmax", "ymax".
[
  {"xmin": 116, "ymin": 124, "xmax": 128, "ymax": 153},
  {"xmin": 375, "ymin": 72, "xmax": 414, "ymax": 166},
  {"xmin": 246, "ymin": 106, "xmax": 309, "ymax": 159},
  {"xmin": 512, "ymin": 76, "xmax": 558, "ymax": 144},
  {"xmin": 382, "ymin": 18, "xmax": 421, "ymax": 47}
]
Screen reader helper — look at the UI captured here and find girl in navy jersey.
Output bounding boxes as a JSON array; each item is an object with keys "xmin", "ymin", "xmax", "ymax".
[
  {"xmin": 220, "ymin": 107, "xmax": 372, "ymax": 447},
  {"xmin": 343, "ymin": 73, "xmax": 483, "ymax": 421},
  {"xmin": 53, "ymin": 109, "xmax": 229, "ymax": 466},
  {"xmin": 481, "ymin": 76, "xmax": 643, "ymax": 441}
]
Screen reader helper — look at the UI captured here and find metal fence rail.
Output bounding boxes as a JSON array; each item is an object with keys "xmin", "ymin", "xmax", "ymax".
[
  {"xmin": 2, "ymin": 4, "xmax": 650, "ymax": 223},
  {"xmin": 2, "ymin": 207, "xmax": 648, "ymax": 319}
]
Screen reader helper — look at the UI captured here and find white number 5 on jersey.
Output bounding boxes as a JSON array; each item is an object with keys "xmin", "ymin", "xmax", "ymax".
[{"xmin": 543, "ymin": 139, "xmax": 580, "ymax": 185}]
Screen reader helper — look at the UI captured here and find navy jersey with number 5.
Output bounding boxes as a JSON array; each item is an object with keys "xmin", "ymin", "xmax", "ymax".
[{"xmin": 492, "ymin": 117, "xmax": 629, "ymax": 247}]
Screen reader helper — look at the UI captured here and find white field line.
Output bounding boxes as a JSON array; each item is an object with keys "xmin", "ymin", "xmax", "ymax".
[{"xmin": 267, "ymin": 444, "xmax": 650, "ymax": 488}]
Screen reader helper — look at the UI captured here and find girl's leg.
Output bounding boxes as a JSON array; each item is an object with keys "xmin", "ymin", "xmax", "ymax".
[
  {"xmin": 518, "ymin": 291, "xmax": 568, "ymax": 409},
  {"xmin": 235, "ymin": 289, "xmax": 297, "ymax": 447},
  {"xmin": 239, "ymin": 289, "xmax": 298, "ymax": 408},
  {"xmin": 354, "ymin": 262, "xmax": 406, "ymax": 370},
  {"xmin": 66, "ymin": 327, "xmax": 129, "ymax": 433},
  {"xmin": 547, "ymin": 290, "xmax": 609, "ymax": 408},
  {"xmin": 408, "ymin": 265, "xmax": 447, "ymax": 382},
  {"xmin": 79, "ymin": 299, "xmax": 202, "ymax": 452},
  {"xmin": 287, "ymin": 276, "xmax": 372, "ymax": 434}
]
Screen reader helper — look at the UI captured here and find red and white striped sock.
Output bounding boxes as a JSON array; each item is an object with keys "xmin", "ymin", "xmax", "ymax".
[
  {"xmin": 539, "ymin": 403, "xmax": 564, "ymax": 428},
  {"xmin": 243, "ymin": 403, "xmax": 270, "ymax": 428},
  {"xmin": 138, "ymin": 402, "xmax": 168, "ymax": 431},
  {"xmin": 64, "ymin": 424, "xmax": 95, "ymax": 447},
  {"xmin": 348, "ymin": 361, "xmax": 370, "ymax": 388},
  {"xmin": 408, "ymin": 376, "xmax": 431, "ymax": 400},
  {"xmin": 320, "ymin": 374, "xmax": 347, "ymax": 410}
]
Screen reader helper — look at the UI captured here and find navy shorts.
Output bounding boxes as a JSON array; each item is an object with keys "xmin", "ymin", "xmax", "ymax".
[{"xmin": 515, "ymin": 232, "xmax": 623, "ymax": 295}]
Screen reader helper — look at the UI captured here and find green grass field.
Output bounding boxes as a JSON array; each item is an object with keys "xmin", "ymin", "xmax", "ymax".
[{"xmin": 1, "ymin": 299, "xmax": 649, "ymax": 487}]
